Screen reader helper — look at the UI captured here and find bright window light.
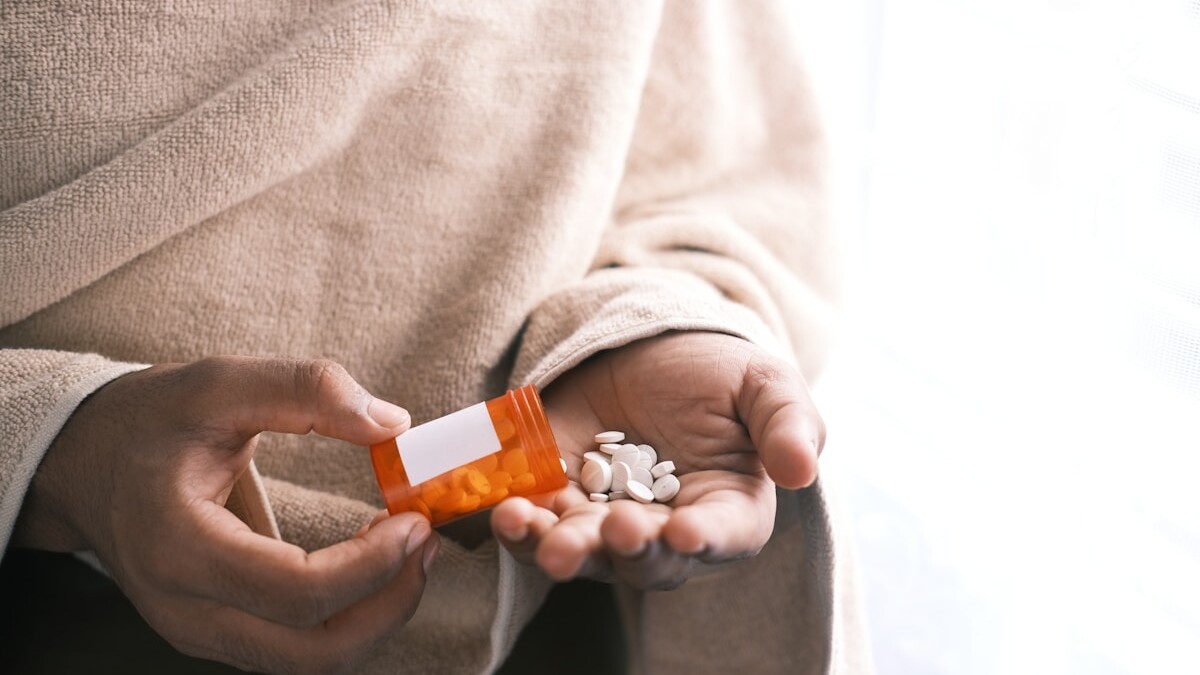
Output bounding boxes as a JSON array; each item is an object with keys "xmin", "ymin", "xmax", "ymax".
[{"xmin": 794, "ymin": 1, "xmax": 1200, "ymax": 672}]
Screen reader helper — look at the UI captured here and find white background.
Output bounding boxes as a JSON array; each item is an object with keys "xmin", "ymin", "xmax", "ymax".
[{"xmin": 791, "ymin": 1, "xmax": 1200, "ymax": 672}]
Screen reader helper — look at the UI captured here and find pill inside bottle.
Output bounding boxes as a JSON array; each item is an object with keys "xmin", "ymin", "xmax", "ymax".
[{"xmin": 370, "ymin": 384, "xmax": 567, "ymax": 526}]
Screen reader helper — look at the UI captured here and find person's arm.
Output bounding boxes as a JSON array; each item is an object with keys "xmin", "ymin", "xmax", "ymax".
[
  {"xmin": 7, "ymin": 354, "xmax": 437, "ymax": 675},
  {"xmin": 492, "ymin": 0, "xmax": 836, "ymax": 589}
]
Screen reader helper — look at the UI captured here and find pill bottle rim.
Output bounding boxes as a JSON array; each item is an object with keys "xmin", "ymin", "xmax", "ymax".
[{"xmin": 506, "ymin": 384, "xmax": 563, "ymax": 475}]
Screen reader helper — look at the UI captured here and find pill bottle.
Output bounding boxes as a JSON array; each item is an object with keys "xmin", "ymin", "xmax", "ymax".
[{"xmin": 370, "ymin": 384, "xmax": 567, "ymax": 526}]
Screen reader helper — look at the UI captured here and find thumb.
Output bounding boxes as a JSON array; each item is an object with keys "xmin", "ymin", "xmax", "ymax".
[
  {"xmin": 736, "ymin": 354, "xmax": 825, "ymax": 489},
  {"xmin": 195, "ymin": 356, "xmax": 410, "ymax": 445}
]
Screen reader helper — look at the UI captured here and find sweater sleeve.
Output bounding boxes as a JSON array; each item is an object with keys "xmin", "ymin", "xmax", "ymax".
[
  {"xmin": 511, "ymin": 0, "xmax": 837, "ymax": 390},
  {"xmin": 0, "ymin": 350, "xmax": 147, "ymax": 555}
]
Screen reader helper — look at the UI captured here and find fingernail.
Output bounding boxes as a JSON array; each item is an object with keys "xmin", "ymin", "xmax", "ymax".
[
  {"xmin": 370, "ymin": 398, "xmax": 410, "ymax": 429},
  {"xmin": 422, "ymin": 537, "xmax": 441, "ymax": 574},
  {"xmin": 405, "ymin": 520, "xmax": 431, "ymax": 556}
]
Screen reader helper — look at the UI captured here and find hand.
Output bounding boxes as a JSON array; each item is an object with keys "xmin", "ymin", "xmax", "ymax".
[
  {"xmin": 13, "ymin": 357, "xmax": 438, "ymax": 675},
  {"xmin": 491, "ymin": 331, "xmax": 824, "ymax": 590}
]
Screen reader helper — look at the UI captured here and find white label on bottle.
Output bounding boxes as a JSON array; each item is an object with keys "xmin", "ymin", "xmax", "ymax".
[{"xmin": 396, "ymin": 402, "xmax": 501, "ymax": 485}]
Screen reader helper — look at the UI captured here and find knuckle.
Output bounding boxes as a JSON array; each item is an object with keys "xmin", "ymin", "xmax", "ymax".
[
  {"xmin": 303, "ymin": 358, "xmax": 345, "ymax": 388},
  {"xmin": 183, "ymin": 355, "xmax": 234, "ymax": 388},
  {"xmin": 295, "ymin": 358, "xmax": 352, "ymax": 400},
  {"xmin": 744, "ymin": 357, "xmax": 785, "ymax": 390}
]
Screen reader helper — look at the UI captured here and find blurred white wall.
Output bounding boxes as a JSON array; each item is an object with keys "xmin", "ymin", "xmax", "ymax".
[{"xmin": 791, "ymin": 1, "xmax": 1200, "ymax": 672}]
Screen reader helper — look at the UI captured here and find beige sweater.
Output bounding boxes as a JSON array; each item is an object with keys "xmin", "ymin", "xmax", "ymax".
[{"xmin": 0, "ymin": 1, "xmax": 866, "ymax": 673}]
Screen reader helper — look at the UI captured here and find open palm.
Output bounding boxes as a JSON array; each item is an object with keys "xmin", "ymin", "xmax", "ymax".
[{"xmin": 490, "ymin": 331, "xmax": 824, "ymax": 590}]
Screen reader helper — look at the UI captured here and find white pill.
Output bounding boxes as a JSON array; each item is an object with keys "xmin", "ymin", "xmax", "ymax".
[
  {"xmin": 608, "ymin": 490, "xmax": 629, "ymax": 500},
  {"xmin": 634, "ymin": 451, "xmax": 654, "ymax": 471},
  {"xmin": 598, "ymin": 443, "xmax": 622, "ymax": 455},
  {"xmin": 589, "ymin": 492, "xmax": 610, "ymax": 503},
  {"xmin": 637, "ymin": 444, "xmax": 657, "ymax": 465},
  {"xmin": 650, "ymin": 460, "xmax": 676, "ymax": 479},
  {"xmin": 583, "ymin": 450, "xmax": 609, "ymax": 464},
  {"xmin": 611, "ymin": 461, "xmax": 632, "ymax": 493},
  {"xmin": 626, "ymin": 480, "xmax": 654, "ymax": 504},
  {"xmin": 651, "ymin": 474, "xmax": 681, "ymax": 502},
  {"xmin": 559, "ymin": 458, "xmax": 568, "ymax": 473},
  {"xmin": 613, "ymin": 444, "xmax": 641, "ymax": 468},
  {"xmin": 594, "ymin": 431, "xmax": 625, "ymax": 444},
  {"xmin": 631, "ymin": 466, "xmax": 654, "ymax": 489},
  {"xmin": 581, "ymin": 459, "xmax": 613, "ymax": 493}
]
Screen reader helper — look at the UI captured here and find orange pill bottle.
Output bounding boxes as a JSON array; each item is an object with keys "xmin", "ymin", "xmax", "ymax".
[{"xmin": 370, "ymin": 384, "xmax": 567, "ymax": 526}]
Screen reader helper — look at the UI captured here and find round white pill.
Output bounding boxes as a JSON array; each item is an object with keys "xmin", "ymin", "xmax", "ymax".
[
  {"xmin": 650, "ymin": 460, "xmax": 676, "ymax": 479},
  {"xmin": 634, "ymin": 451, "xmax": 654, "ymax": 471},
  {"xmin": 581, "ymin": 459, "xmax": 613, "ymax": 493},
  {"xmin": 626, "ymin": 480, "xmax": 654, "ymax": 504},
  {"xmin": 613, "ymin": 444, "xmax": 641, "ymax": 468},
  {"xmin": 589, "ymin": 492, "xmax": 610, "ymax": 503},
  {"xmin": 611, "ymin": 461, "xmax": 632, "ymax": 493},
  {"xmin": 631, "ymin": 466, "xmax": 654, "ymax": 489},
  {"xmin": 637, "ymin": 444, "xmax": 657, "ymax": 465},
  {"xmin": 651, "ymin": 474, "xmax": 681, "ymax": 502},
  {"xmin": 584, "ymin": 450, "xmax": 610, "ymax": 464},
  {"xmin": 598, "ymin": 443, "xmax": 622, "ymax": 455},
  {"xmin": 594, "ymin": 431, "xmax": 625, "ymax": 444}
]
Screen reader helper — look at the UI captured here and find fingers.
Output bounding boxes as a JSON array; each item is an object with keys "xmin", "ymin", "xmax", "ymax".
[
  {"xmin": 168, "ymin": 537, "xmax": 435, "ymax": 675},
  {"xmin": 535, "ymin": 503, "xmax": 613, "ymax": 580},
  {"xmin": 184, "ymin": 356, "xmax": 409, "ymax": 445},
  {"xmin": 492, "ymin": 495, "xmax": 615, "ymax": 580},
  {"xmin": 179, "ymin": 503, "xmax": 433, "ymax": 628},
  {"xmin": 496, "ymin": 496, "xmax": 704, "ymax": 589},
  {"xmin": 491, "ymin": 497, "xmax": 559, "ymax": 566},
  {"xmin": 599, "ymin": 500, "xmax": 670, "ymax": 557},
  {"xmin": 601, "ymin": 501, "xmax": 693, "ymax": 590},
  {"xmin": 736, "ymin": 354, "xmax": 825, "ymax": 489},
  {"xmin": 496, "ymin": 492, "xmax": 772, "ymax": 589},
  {"xmin": 661, "ymin": 481, "xmax": 774, "ymax": 561}
]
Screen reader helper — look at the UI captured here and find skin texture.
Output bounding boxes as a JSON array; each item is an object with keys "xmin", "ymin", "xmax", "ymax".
[
  {"xmin": 492, "ymin": 331, "xmax": 825, "ymax": 590},
  {"xmin": 12, "ymin": 357, "xmax": 438, "ymax": 675}
]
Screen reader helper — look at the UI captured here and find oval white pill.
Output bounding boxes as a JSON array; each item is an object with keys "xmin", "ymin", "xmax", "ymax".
[
  {"xmin": 581, "ymin": 459, "xmax": 613, "ymax": 493},
  {"xmin": 626, "ymin": 480, "xmax": 654, "ymax": 504},
  {"xmin": 611, "ymin": 461, "xmax": 632, "ymax": 493},
  {"xmin": 589, "ymin": 492, "xmax": 610, "ymax": 503},
  {"xmin": 613, "ymin": 444, "xmax": 641, "ymax": 468},
  {"xmin": 637, "ymin": 444, "xmax": 657, "ymax": 465},
  {"xmin": 651, "ymin": 460, "xmax": 676, "ymax": 479},
  {"xmin": 631, "ymin": 466, "xmax": 654, "ymax": 488},
  {"xmin": 651, "ymin": 474, "xmax": 681, "ymax": 502},
  {"xmin": 584, "ymin": 450, "xmax": 610, "ymax": 464},
  {"xmin": 598, "ymin": 443, "xmax": 622, "ymax": 455},
  {"xmin": 594, "ymin": 431, "xmax": 625, "ymax": 444}
]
